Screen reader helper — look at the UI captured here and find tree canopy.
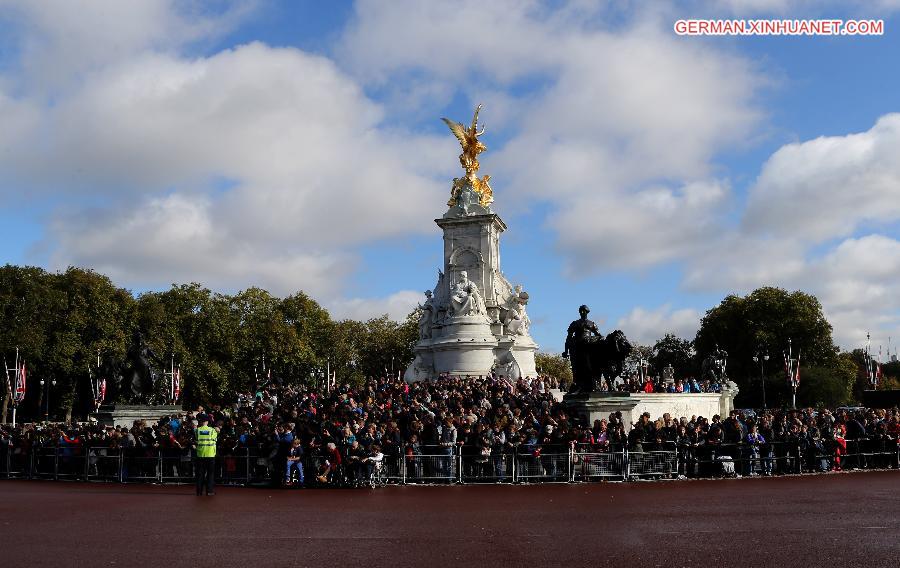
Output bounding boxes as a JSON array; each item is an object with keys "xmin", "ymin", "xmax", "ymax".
[
  {"xmin": 694, "ymin": 286, "xmax": 848, "ymax": 407},
  {"xmin": 0, "ymin": 265, "xmax": 418, "ymax": 422}
]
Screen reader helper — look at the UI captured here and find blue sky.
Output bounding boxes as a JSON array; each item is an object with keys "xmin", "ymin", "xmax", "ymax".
[{"xmin": 1, "ymin": 0, "xmax": 899, "ymax": 356}]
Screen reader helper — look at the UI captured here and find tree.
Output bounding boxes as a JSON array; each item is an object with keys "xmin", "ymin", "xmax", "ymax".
[
  {"xmin": 649, "ymin": 334, "xmax": 696, "ymax": 380},
  {"xmin": 695, "ymin": 287, "xmax": 838, "ymax": 407},
  {"xmin": 53, "ymin": 267, "xmax": 133, "ymax": 420},
  {"xmin": 880, "ymin": 360, "xmax": 900, "ymax": 390},
  {"xmin": 535, "ymin": 352, "xmax": 572, "ymax": 386},
  {"xmin": 794, "ymin": 352, "xmax": 856, "ymax": 407},
  {"xmin": 0, "ymin": 265, "xmax": 57, "ymax": 422},
  {"xmin": 624, "ymin": 344, "xmax": 653, "ymax": 377}
]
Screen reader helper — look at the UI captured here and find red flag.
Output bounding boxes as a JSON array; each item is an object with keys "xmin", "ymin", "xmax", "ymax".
[
  {"xmin": 173, "ymin": 368, "xmax": 181, "ymax": 401},
  {"xmin": 794, "ymin": 357, "xmax": 800, "ymax": 384},
  {"xmin": 14, "ymin": 361, "xmax": 26, "ymax": 403},
  {"xmin": 99, "ymin": 378, "xmax": 107, "ymax": 403}
]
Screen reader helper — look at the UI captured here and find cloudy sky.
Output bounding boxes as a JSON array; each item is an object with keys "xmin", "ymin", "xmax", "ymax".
[{"xmin": 1, "ymin": 0, "xmax": 899, "ymax": 356}]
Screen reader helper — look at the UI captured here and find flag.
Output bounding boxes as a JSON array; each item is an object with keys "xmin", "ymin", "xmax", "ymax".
[
  {"xmin": 173, "ymin": 368, "xmax": 181, "ymax": 401},
  {"xmin": 14, "ymin": 361, "xmax": 26, "ymax": 403},
  {"xmin": 794, "ymin": 355, "xmax": 800, "ymax": 385},
  {"xmin": 876, "ymin": 363, "xmax": 883, "ymax": 385},
  {"xmin": 98, "ymin": 378, "xmax": 107, "ymax": 404}
]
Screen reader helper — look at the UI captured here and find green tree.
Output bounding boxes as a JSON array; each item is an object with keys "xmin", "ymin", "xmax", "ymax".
[
  {"xmin": 0, "ymin": 265, "xmax": 57, "ymax": 422},
  {"xmin": 880, "ymin": 360, "xmax": 900, "ymax": 390},
  {"xmin": 42, "ymin": 268, "xmax": 133, "ymax": 420},
  {"xmin": 793, "ymin": 352, "xmax": 855, "ymax": 407},
  {"xmin": 649, "ymin": 334, "xmax": 696, "ymax": 380},
  {"xmin": 695, "ymin": 287, "xmax": 838, "ymax": 407},
  {"xmin": 535, "ymin": 352, "xmax": 573, "ymax": 386}
]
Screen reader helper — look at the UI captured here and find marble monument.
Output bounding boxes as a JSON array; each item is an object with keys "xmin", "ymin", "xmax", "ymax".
[{"xmin": 405, "ymin": 105, "xmax": 538, "ymax": 382}]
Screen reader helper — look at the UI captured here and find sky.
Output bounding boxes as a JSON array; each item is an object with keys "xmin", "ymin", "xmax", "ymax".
[{"xmin": 1, "ymin": 0, "xmax": 899, "ymax": 357}]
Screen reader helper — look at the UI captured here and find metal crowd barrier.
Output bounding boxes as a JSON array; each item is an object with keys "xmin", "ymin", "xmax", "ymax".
[
  {"xmin": 628, "ymin": 449, "xmax": 678, "ymax": 480},
  {"xmin": 682, "ymin": 442, "xmax": 803, "ymax": 478},
  {"xmin": 838, "ymin": 437, "xmax": 899, "ymax": 471},
  {"xmin": 461, "ymin": 451, "xmax": 513, "ymax": 483},
  {"xmin": 572, "ymin": 446, "xmax": 628, "ymax": 481},
  {"xmin": 2, "ymin": 439, "xmax": 897, "ymax": 485},
  {"xmin": 514, "ymin": 448, "xmax": 570, "ymax": 482}
]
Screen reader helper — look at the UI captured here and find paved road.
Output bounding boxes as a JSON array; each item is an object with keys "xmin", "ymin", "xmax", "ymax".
[{"xmin": 1, "ymin": 471, "xmax": 897, "ymax": 567}]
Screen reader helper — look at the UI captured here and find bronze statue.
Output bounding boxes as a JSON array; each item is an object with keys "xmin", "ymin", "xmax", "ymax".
[
  {"xmin": 564, "ymin": 305, "xmax": 602, "ymax": 393},
  {"xmin": 700, "ymin": 344, "xmax": 728, "ymax": 383},
  {"xmin": 563, "ymin": 305, "xmax": 633, "ymax": 394},
  {"xmin": 118, "ymin": 330, "xmax": 162, "ymax": 403}
]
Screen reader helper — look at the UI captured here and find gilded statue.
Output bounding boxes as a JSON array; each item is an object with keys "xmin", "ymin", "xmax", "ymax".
[{"xmin": 442, "ymin": 104, "xmax": 494, "ymax": 207}]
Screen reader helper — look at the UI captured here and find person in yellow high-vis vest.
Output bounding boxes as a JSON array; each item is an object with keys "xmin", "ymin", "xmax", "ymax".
[{"xmin": 193, "ymin": 413, "xmax": 219, "ymax": 496}]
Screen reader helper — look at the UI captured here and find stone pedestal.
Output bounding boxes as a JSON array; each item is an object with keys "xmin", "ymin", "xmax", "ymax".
[
  {"xmin": 92, "ymin": 404, "xmax": 183, "ymax": 428},
  {"xmin": 405, "ymin": 204, "xmax": 538, "ymax": 381},
  {"xmin": 562, "ymin": 392, "xmax": 639, "ymax": 427}
]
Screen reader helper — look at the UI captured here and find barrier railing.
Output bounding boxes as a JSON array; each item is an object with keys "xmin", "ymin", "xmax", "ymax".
[
  {"xmin": 682, "ymin": 442, "xmax": 803, "ymax": 478},
  {"xmin": 571, "ymin": 446, "xmax": 627, "ymax": 482},
  {"xmin": 2, "ymin": 439, "xmax": 897, "ymax": 486},
  {"xmin": 628, "ymin": 449, "xmax": 678, "ymax": 480},
  {"xmin": 86, "ymin": 447, "xmax": 123, "ymax": 482},
  {"xmin": 514, "ymin": 447, "xmax": 570, "ymax": 482},
  {"xmin": 461, "ymin": 451, "xmax": 513, "ymax": 483}
]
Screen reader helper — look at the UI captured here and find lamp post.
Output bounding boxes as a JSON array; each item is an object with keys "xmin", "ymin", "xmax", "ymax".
[
  {"xmin": 752, "ymin": 348, "xmax": 770, "ymax": 409},
  {"xmin": 40, "ymin": 376, "xmax": 57, "ymax": 421}
]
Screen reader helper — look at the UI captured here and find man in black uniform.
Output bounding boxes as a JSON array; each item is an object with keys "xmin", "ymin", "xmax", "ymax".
[{"xmin": 563, "ymin": 305, "xmax": 602, "ymax": 394}]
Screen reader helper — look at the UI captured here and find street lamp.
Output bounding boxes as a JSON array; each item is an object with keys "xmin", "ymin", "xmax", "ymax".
[
  {"xmin": 40, "ymin": 377, "xmax": 57, "ymax": 421},
  {"xmin": 752, "ymin": 348, "xmax": 770, "ymax": 409}
]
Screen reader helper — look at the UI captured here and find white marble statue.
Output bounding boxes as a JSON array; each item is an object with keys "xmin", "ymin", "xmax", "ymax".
[
  {"xmin": 419, "ymin": 290, "xmax": 435, "ymax": 340},
  {"xmin": 449, "ymin": 270, "xmax": 487, "ymax": 317},
  {"xmin": 504, "ymin": 284, "xmax": 531, "ymax": 336}
]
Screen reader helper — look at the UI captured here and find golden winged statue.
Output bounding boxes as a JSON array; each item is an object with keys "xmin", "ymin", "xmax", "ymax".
[{"xmin": 442, "ymin": 104, "xmax": 494, "ymax": 207}]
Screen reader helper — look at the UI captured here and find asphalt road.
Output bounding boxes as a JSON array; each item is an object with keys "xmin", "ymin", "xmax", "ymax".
[{"xmin": 1, "ymin": 471, "xmax": 898, "ymax": 567}]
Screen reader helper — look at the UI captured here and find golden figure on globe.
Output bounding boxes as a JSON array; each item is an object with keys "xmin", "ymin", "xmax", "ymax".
[{"xmin": 442, "ymin": 104, "xmax": 494, "ymax": 207}]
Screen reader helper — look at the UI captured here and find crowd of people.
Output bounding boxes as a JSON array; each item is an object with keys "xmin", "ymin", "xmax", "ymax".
[
  {"xmin": 1, "ymin": 374, "xmax": 898, "ymax": 486},
  {"xmin": 612, "ymin": 374, "xmax": 724, "ymax": 394}
]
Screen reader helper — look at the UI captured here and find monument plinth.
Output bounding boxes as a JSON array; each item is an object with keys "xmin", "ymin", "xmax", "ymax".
[
  {"xmin": 405, "ymin": 105, "xmax": 538, "ymax": 381},
  {"xmin": 562, "ymin": 392, "xmax": 638, "ymax": 427},
  {"xmin": 93, "ymin": 404, "xmax": 183, "ymax": 428}
]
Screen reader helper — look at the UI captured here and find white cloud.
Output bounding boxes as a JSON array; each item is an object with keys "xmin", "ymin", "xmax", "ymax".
[
  {"xmin": 340, "ymin": 1, "xmax": 764, "ymax": 274},
  {"xmin": 616, "ymin": 304, "xmax": 703, "ymax": 345},
  {"xmin": 551, "ymin": 179, "xmax": 731, "ymax": 272},
  {"xmin": 0, "ymin": 0, "xmax": 252, "ymax": 92},
  {"xmin": 806, "ymin": 235, "xmax": 900, "ymax": 349},
  {"xmin": 743, "ymin": 114, "xmax": 900, "ymax": 243},
  {"xmin": 2, "ymin": 40, "xmax": 449, "ymax": 299},
  {"xmin": 328, "ymin": 289, "xmax": 422, "ymax": 322},
  {"xmin": 48, "ymin": 193, "xmax": 352, "ymax": 298}
]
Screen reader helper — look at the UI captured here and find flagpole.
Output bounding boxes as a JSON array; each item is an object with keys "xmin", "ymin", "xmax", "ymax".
[
  {"xmin": 13, "ymin": 348, "xmax": 19, "ymax": 427},
  {"xmin": 4, "ymin": 355, "xmax": 11, "ymax": 427}
]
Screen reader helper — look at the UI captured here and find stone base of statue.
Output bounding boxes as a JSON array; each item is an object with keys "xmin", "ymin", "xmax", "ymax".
[
  {"xmin": 91, "ymin": 404, "xmax": 183, "ymax": 428},
  {"xmin": 404, "ymin": 209, "xmax": 538, "ymax": 382},
  {"xmin": 562, "ymin": 391, "xmax": 639, "ymax": 427}
]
